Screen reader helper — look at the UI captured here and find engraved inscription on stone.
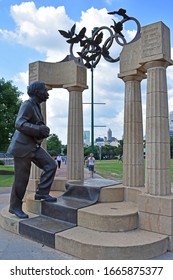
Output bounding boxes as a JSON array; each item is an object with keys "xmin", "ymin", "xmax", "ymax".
[
  {"xmin": 29, "ymin": 62, "xmax": 39, "ymax": 83},
  {"xmin": 141, "ymin": 26, "xmax": 161, "ymax": 58}
]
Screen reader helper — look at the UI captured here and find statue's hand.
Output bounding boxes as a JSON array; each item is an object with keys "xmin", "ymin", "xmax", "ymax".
[{"xmin": 39, "ymin": 125, "xmax": 50, "ymax": 138}]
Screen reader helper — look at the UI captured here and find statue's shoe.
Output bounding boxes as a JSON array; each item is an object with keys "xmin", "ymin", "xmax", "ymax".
[
  {"xmin": 35, "ymin": 194, "xmax": 57, "ymax": 202},
  {"xmin": 9, "ymin": 208, "xmax": 29, "ymax": 219}
]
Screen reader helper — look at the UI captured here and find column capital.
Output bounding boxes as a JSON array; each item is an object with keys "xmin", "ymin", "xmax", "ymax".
[
  {"xmin": 144, "ymin": 60, "xmax": 170, "ymax": 71},
  {"xmin": 121, "ymin": 70, "xmax": 146, "ymax": 82},
  {"xmin": 64, "ymin": 85, "xmax": 88, "ymax": 92}
]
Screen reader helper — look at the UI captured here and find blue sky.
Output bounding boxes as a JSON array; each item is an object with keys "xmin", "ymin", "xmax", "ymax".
[{"xmin": 0, "ymin": 0, "xmax": 173, "ymax": 144}]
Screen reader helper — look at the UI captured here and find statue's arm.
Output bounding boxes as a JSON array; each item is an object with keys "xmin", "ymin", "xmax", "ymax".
[{"xmin": 15, "ymin": 101, "xmax": 42, "ymax": 137}]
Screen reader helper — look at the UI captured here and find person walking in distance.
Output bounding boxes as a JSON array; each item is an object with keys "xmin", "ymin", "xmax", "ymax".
[
  {"xmin": 88, "ymin": 153, "xmax": 95, "ymax": 178},
  {"xmin": 56, "ymin": 154, "xmax": 62, "ymax": 168},
  {"xmin": 7, "ymin": 81, "xmax": 57, "ymax": 219}
]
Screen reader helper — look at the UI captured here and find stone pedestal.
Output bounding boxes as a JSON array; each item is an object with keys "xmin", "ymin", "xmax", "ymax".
[{"xmin": 138, "ymin": 194, "xmax": 173, "ymax": 250}]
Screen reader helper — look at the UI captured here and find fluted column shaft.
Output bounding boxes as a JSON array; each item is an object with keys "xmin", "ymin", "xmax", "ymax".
[
  {"xmin": 145, "ymin": 61, "xmax": 171, "ymax": 195},
  {"xmin": 66, "ymin": 86, "xmax": 84, "ymax": 181},
  {"xmin": 123, "ymin": 74, "xmax": 144, "ymax": 187}
]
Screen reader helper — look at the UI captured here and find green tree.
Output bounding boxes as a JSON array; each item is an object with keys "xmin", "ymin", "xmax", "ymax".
[
  {"xmin": 116, "ymin": 139, "xmax": 123, "ymax": 156},
  {"xmin": 0, "ymin": 78, "xmax": 23, "ymax": 152},
  {"xmin": 47, "ymin": 133, "xmax": 62, "ymax": 156},
  {"xmin": 62, "ymin": 144, "xmax": 67, "ymax": 155},
  {"xmin": 84, "ymin": 145, "xmax": 99, "ymax": 159},
  {"xmin": 170, "ymin": 137, "xmax": 173, "ymax": 158},
  {"xmin": 101, "ymin": 145, "xmax": 117, "ymax": 159}
]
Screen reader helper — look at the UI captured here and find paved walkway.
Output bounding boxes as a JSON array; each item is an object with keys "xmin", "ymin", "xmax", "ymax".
[{"xmin": 0, "ymin": 164, "xmax": 173, "ymax": 260}]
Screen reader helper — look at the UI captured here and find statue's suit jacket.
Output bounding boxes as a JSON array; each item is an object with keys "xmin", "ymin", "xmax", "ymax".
[{"xmin": 8, "ymin": 98, "xmax": 45, "ymax": 157}]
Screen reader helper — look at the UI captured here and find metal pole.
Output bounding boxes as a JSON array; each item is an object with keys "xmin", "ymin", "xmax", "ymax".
[
  {"xmin": 91, "ymin": 65, "xmax": 94, "ymax": 154},
  {"xmin": 91, "ymin": 27, "xmax": 98, "ymax": 155}
]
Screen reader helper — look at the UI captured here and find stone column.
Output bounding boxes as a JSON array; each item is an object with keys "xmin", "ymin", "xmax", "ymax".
[
  {"xmin": 66, "ymin": 86, "xmax": 85, "ymax": 181},
  {"xmin": 145, "ymin": 60, "xmax": 171, "ymax": 195},
  {"xmin": 122, "ymin": 72, "xmax": 145, "ymax": 188}
]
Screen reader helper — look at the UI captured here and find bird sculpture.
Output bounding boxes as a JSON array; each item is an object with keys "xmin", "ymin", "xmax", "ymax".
[{"xmin": 107, "ymin": 8, "xmax": 130, "ymax": 20}]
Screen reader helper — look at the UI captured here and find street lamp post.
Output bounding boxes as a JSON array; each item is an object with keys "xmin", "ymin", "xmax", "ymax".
[
  {"xmin": 91, "ymin": 64, "xmax": 94, "ymax": 154},
  {"xmin": 90, "ymin": 27, "xmax": 98, "ymax": 155}
]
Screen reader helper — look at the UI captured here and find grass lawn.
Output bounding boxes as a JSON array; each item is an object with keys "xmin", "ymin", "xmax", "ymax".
[
  {"xmin": 0, "ymin": 166, "xmax": 14, "ymax": 187},
  {"xmin": 94, "ymin": 159, "xmax": 123, "ymax": 180},
  {"xmin": 0, "ymin": 166, "xmax": 14, "ymax": 171},
  {"xmin": 95, "ymin": 159, "xmax": 173, "ymax": 186},
  {"xmin": 0, "ymin": 159, "xmax": 173, "ymax": 187},
  {"xmin": 0, "ymin": 175, "xmax": 14, "ymax": 187}
]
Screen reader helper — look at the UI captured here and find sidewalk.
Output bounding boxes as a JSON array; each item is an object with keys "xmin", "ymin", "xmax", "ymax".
[
  {"xmin": 55, "ymin": 161, "xmax": 92, "ymax": 179},
  {"xmin": 0, "ymin": 164, "xmax": 173, "ymax": 260}
]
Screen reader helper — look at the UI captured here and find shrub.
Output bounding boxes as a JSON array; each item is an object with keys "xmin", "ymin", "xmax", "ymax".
[{"xmin": 0, "ymin": 160, "xmax": 5, "ymax": 165}]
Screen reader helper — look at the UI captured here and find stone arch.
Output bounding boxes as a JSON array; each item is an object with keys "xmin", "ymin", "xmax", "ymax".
[{"xmin": 28, "ymin": 59, "xmax": 88, "ymax": 182}]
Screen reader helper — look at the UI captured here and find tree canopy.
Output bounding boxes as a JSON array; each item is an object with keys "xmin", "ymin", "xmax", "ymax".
[
  {"xmin": 47, "ymin": 133, "xmax": 62, "ymax": 156},
  {"xmin": 0, "ymin": 78, "xmax": 23, "ymax": 152}
]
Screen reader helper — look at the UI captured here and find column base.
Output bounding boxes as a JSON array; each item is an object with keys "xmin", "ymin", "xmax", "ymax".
[{"xmin": 138, "ymin": 193, "xmax": 173, "ymax": 250}]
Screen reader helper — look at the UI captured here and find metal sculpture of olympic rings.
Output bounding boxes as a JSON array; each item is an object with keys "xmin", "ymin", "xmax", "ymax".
[{"xmin": 59, "ymin": 8, "xmax": 141, "ymax": 68}]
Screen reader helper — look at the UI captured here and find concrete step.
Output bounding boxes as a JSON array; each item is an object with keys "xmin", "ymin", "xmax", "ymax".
[
  {"xmin": 27, "ymin": 177, "xmax": 67, "ymax": 193},
  {"xmin": 25, "ymin": 191, "xmax": 64, "ymax": 215},
  {"xmin": 25, "ymin": 184, "xmax": 124, "ymax": 216},
  {"xmin": 0, "ymin": 205, "xmax": 38, "ymax": 234},
  {"xmin": 98, "ymin": 184, "xmax": 124, "ymax": 202},
  {"xmin": 78, "ymin": 201, "xmax": 138, "ymax": 232},
  {"xmin": 0, "ymin": 179, "xmax": 169, "ymax": 260},
  {"xmin": 19, "ymin": 215, "xmax": 75, "ymax": 248},
  {"xmin": 0, "ymin": 203, "xmax": 169, "ymax": 260},
  {"xmin": 55, "ymin": 226, "xmax": 168, "ymax": 259},
  {"xmin": 41, "ymin": 196, "xmax": 92, "ymax": 224},
  {"xmin": 25, "ymin": 183, "xmax": 124, "ymax": 226}
]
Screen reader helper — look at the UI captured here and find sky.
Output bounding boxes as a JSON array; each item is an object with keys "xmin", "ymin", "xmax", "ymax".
[{"xmin": 0, "ymin": 0, "xmax": 173, "ymax": 145}]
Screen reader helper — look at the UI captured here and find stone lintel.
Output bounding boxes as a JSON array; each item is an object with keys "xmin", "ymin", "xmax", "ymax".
[
  {"xmin": 141, "ymin": 57, "xmax": 173, "ymax": 67},
  {"xmin": 118, "ymin": 38, "xmax": 145, "ymax": 77},
  {"xmin": 140, "ymin": 21, "xmax": 173, "ymax": 65},
  {"xmin": 29, "ymin": 60, "xmax": 87, "ymax": 89}
]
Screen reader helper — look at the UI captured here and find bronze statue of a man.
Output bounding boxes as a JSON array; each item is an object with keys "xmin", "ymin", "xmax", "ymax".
[{"xmin": 7, "ymin": 81, "xmax": 57, "ymax": 219}]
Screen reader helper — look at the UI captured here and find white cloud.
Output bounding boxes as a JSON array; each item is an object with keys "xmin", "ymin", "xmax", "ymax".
[{"xmin": 1, "ymin": 2, "xmax": 173, "ymax": 144}]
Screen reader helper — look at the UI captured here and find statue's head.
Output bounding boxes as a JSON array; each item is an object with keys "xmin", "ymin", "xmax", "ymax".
[{"xmin": 27, "ymin": 81, "xmax": 49, "ymax": 103}]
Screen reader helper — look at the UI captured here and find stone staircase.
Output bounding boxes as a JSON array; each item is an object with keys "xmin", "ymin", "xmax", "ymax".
[{"xmin": 0, "ymin": 178, "xmax": 169, "ymax": 259}]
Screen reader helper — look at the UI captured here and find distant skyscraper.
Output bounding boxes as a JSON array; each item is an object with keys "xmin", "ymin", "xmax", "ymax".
[
  {"xmin": 107, "ymin": 128, "xmax": 112, "ymax": 142},
  {"xmin": 83, "ymin": 131, "xmax": 90, "ymax": 145},
  {"xmin": 169, "ymin": 111, "xmax": 173, "ymax": 136},
  {"xmin": 170, "ymin": 111, "xmax": 173, "ymax": 129}
]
